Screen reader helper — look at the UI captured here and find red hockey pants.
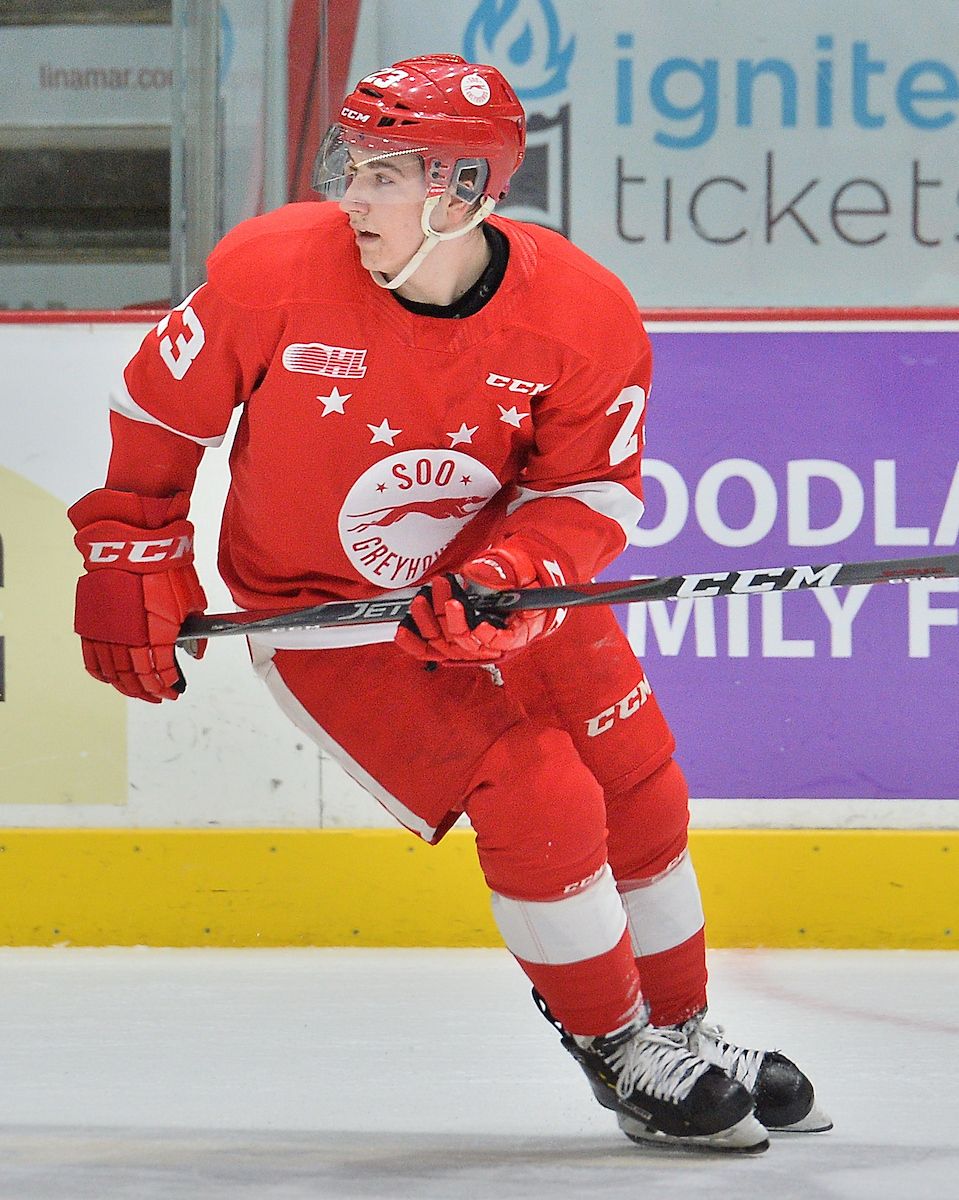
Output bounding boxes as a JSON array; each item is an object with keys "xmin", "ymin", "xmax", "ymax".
[{"xmin": 257, "ymin": 605, "xmax": 708, "ymax": 1034}]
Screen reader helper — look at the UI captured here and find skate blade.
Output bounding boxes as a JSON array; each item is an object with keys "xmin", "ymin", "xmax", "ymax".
[
  {"xmin": 768, "ymin": 1102, "xmax": 833, "ymax": 1133},
  {"xmin": 617, "ymin": 1110, "xmax": 770, "ymax": 1155}
]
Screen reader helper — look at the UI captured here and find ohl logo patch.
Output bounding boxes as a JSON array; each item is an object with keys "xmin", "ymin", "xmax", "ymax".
[{"xmin": 338, "ymin": 449, "xmax": 500, "ymax": 587}]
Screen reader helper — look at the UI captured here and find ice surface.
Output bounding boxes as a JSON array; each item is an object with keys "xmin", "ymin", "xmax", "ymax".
[{"xmin": 0, "ymin": 947, "xmax": 956, "ymax": 1199}]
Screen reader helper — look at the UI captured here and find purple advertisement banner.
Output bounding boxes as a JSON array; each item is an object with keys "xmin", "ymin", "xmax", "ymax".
[{"xmin": 612, "ymin": 326, "xmax": 959, "ymax": 800}]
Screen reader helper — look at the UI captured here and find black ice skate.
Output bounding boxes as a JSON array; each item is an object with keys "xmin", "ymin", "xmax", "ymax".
[
  {"xmin": 677, "ymin": 1013, "xmax": 833, "ymax": 1133},
  {"xmin": 533, "ymin": 991, "xmax": 769, "ymax": 1154}
]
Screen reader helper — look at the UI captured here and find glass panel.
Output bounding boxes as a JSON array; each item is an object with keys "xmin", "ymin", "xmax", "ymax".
[
  {"xmin": 0, "ymin": 2, "xmax": 172, "ymax": 309},
  {"xmin": 0, "ymin": 0, "xmax": 335, "ymax": 311}
]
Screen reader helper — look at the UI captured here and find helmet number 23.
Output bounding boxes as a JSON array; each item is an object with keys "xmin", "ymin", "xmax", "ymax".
[
  {"xmin": 157, "ymin": 285, "xmax": 207, "ymax": 380},
  {"xmin": 360, "ymin": 67, "xmax": 410, "ymax": 90},
  {"xmin": 606, "ymin": 385, "xmax": 646, "ymax": 466}
]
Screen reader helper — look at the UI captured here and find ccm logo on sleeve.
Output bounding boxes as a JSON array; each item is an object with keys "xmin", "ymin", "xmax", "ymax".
[
  {"xmin": 86, "ymin": 536, "xmax": 193, "ymax": 565},
  {"xmin": 485, "ymin": 373, "xmax": 550, "ymax": 395},
  {"xmin": 585, "ymin": 678, "xmax": 653, "ymax": 737}
]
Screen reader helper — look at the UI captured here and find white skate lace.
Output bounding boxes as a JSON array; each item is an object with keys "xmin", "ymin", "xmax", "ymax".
[
  {"xmin": 689, "ymin": 1019, "xmax": 765, "ymax": 1093},
  {"xmin": 605, "ymin": 1026, "xmax": 712, "ymax": 1104}
]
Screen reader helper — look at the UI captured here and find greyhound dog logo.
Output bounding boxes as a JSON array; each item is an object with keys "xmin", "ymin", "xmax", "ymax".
[
  {"xmin": 347, "ymin": 495, "xmax": 488, "ymax": 533},
  {"xmin": 338, "ymin": 450, "xmax": 500, "ymax": 586}
]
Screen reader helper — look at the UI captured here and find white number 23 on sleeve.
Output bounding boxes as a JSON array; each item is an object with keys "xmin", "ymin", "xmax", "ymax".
[
  {"xmin": 157, "ymin": 285, "xmax": 206, "ymax": 380},
  {"xmin": 606, "ymin": 385, "xmax": 647, "ymax": 466}
]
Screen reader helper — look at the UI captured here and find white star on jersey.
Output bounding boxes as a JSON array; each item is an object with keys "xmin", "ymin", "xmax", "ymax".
[
  {"xmin": 447, "ymin": 422, "xmax": 479, "ymax": 447},
  {"xmin": 317, "ymin": 386, "xmax": 351, "ymax": 415},
  {"xmin": 498, "ymin": 405, "xmax": 530, "ymax": 428},
  {"xmin": 367, "ymin": 418, "xmax": 402, "ymax": 446}
]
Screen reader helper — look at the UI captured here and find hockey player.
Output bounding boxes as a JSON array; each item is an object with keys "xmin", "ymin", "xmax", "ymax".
[{"xmin": 68, "ymin": 54, "xmax": 830, "ymax": 1152}]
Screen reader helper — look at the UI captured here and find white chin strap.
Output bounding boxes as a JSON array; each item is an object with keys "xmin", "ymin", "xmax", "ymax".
[{"xmin": 371, "ymin": 194, "xmax": 497, "ymax": 291}]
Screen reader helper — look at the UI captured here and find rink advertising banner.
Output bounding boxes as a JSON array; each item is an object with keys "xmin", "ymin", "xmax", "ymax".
[
  {"xmin": 618, "ymin": 322, "xmax": 959, "ymax": 801},
  {"xmin": 0, "ymin": 465, "xmax": 127, "ymax": 805},
  {"xmin": 345, "ymin": 0, "xmax": 959, "ymax": 304},
  {"xmin": 0, "ymin": 316, "xmax": 956, "ymax": 816},
  {"xmin": 0, "ymin": 24, "xmax": 172, "ymax": 127},
  {"xmin": 0, "ymin": 322, "xmax": 132, "ymax": 806}
]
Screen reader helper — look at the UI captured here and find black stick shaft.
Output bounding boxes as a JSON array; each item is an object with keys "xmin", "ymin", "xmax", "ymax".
[{"xmin": 177, "ymin": 553, "xmax": 959, "ymax": 643}]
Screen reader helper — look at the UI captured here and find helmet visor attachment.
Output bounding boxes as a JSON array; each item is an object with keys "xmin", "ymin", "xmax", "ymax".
[
  {"xmin": 311, "ymin": 125, "xmax": 427, "ymax": 201},
  {"xmin": 312, "ymin": 124, "xmax": 490, "ymax": 205}
]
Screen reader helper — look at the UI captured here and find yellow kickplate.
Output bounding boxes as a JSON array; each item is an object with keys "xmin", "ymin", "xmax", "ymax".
[{"xmin": 0, "ymin": 828, "xmax": 954, "ymax": 948}]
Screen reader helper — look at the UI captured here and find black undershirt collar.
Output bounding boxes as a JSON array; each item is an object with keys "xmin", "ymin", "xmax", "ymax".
[{"xmin": 391, "ymin": 223, "xmax": 509, "ymax": 320}]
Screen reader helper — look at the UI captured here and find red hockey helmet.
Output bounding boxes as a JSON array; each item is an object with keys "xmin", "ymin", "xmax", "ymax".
[{"xmin": 313, "ymin": 53, "xmax": 526, "ymax": 204}]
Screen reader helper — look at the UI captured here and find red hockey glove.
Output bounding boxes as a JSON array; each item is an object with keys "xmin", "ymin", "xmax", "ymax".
[
  {"xmin": 395, "ymin": 543, "xmax": 563, "ymax": 665},
  {"xmin": 68, "ymin": 489, "xmax": 207, "ymax": 703}
]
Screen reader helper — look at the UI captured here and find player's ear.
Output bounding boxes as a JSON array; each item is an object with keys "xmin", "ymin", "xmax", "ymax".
[{"xmin": 437, "ymin": 189, "xmax": 482, "ymax": 231}]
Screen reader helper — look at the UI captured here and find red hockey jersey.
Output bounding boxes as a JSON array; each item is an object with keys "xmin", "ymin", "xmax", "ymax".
[{"xmin": 114, "ymin": 202, "xmax": 651, "ymax": 627}]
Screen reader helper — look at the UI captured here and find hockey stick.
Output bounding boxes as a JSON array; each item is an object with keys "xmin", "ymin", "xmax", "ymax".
[{"xmin": 177, "ymin": 552, "xmax": 959, "ymax": 645}]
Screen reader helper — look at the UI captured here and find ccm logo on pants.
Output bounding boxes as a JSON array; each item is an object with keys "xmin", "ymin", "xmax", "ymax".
[{"xmin": 585, "ymin": 679, "xmax": 652, "ymax": 737}]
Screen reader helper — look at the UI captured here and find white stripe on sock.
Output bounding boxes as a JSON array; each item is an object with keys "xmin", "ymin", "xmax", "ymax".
[
  {"xmin": 618, "ymin": 850, "xmax": 705, "ymax": 957},
  {"xmin": 491, "ymin": 865, "xmax": 627, "ymax": 965}
]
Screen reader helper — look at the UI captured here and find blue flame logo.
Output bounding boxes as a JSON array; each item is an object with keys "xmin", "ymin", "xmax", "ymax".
[{"xmin": 463, "ymin": 0, "xmax": 574, "ymax": 100}]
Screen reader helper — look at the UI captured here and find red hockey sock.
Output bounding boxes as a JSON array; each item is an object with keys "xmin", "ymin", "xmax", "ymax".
[
  {"xmin": 514, "ymin": 926, "xmax": 644, "ymax": 1036},
  {"xmin": 634, "ymin": 927, "xmax": 708, "ymax": 1027}
]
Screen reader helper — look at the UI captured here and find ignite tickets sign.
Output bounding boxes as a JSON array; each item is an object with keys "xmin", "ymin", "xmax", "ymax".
[{"xmin": 347, "ymin": 0, "xmax": 959, "ymax": 305}]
